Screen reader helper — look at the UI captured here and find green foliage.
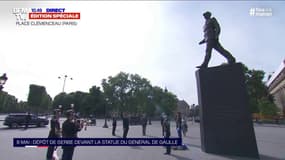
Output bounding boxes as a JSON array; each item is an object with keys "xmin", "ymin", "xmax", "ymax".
[
  {"xmin": 0, "ymin": 92, "xmax": 18, "ymax": 113},
  {"xmin": 53, "ymin": 92, "xmax": 85, "ymax": 115},
  {"xmin": 102, "ymin": 72, "xmax": 151, "ymax": 114},
  {"xmin": 53, "ymin": 87, "xmax": 105, "ymax": 117},
  {"xmin": 249, "ymin": 98, "xmax": 259, "ymax": 113},
  {"xmin": 159, "ymin": 91, "xmax": 178, "ymax": 116},
  {"xmin": 102, "ymin": 72, "xmax": 178, "ymax": 117},
  {"xmin": 28, "ymin": 84, "xmax": 45, "ymax": 107},
  {"xmin": 0, "ymin": 91, "xmax": 29, "ymax": 113},
  {"xmin": 258, "ymin": 98, "xmax": 279, "ymax": 116},
  {"xmin": 27, "ymin": 84, "xmax": 52, "ymax": 113},
  {"xmin": 241, "ymin": 63, "xmax": 278, "ymax": 116},
  {"xmin": 151, "ymin": 86, "xmax": 178, "ymax": 116},
  {"xmin": 85, "ymin": 86, "xmax": 105, "ymax": 117},
  {"xmin": 1, "ymin": 72, "xmax": 178, "ymax": 116},
  {"xmin": 53, "ymin": 92, "xmax": 68, "ymax": 109}
]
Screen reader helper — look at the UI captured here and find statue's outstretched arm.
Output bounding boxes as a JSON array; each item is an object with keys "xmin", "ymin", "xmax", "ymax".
[{"xmin": 199, "ymin": 39, "xmax": 206, "ymax": 45}]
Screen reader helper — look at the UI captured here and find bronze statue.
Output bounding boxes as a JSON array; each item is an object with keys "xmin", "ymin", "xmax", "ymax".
[{"xmin": 196, "ymin": 11, "xmax": 236, "ymax": 68}]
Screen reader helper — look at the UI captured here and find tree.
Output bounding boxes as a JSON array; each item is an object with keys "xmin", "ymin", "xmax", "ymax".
[
  {"xmin": 160, "ymin": 90, "xmax": 178, "ymax": 116},
  {"xmin": 41, "ymin": 94, "xmax": 52, "ymax": 112},
  {"xmin": 101, "ymin": 72, "xmax": 136, "ymax": 114},
  {"xmin": 0, "ymin": 91, "xmax": 18, "ymax": 113},
  {"xmin": 53, "ymin": 92, "xmax": 67, "ymax": 109},
  {"xmin": 84, "ymin": 86, "xmax": 105, "ymax": 117},
  {"xmin": 53, "ymin": 91, "xmax": 87, "ymax": 115},
  {"xmin": 258, "ymin": 98, "xmax": 279, "ymax": 116},
  {"xmin": 70, "ymin": 91, "xmax": 89, "ymax": 116},
  {"xmin": 27, "ymin": 84, "xmax": 52, "ymax": 113},
  {"xmin": 17, "ymin": 101, "xmax": 29, "ymax": 112},
  {"xmin": 102, "ymin": 72, "xmax": 178, "ymax": 117},
  {"xmin": 53, "ymin": 92, "xmax": 74, "ymax": 112},
  {"xmin": 53, "ymin": 88, "xmax": 106, "ymax": 117},
  {"xmin": 241, "ymin": 64, "xmax": 279, "ymax": 115},
  {"xmin": 151, "ymin": 86, "xmax": 178, "ymax": 117}
]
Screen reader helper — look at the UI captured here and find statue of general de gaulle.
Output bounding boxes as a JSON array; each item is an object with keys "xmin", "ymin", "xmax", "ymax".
[{"xmin": 196, "ymin": 11, "xmax": 236, "ymax": 69}]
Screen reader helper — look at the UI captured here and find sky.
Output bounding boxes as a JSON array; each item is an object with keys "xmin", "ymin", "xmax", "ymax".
[{"xmin": 0, "ymin": 1, "xmax": 284, "ymax": 105}]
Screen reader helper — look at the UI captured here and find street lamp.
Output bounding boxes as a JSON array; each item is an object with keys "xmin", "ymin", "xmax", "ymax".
[
  {"xmin": 190, "ymin": 104, "xmax": 195, "ymax": 124},
  {"xmin": 103, "ymin": 98, "xmax": 109, "ymax": 128},
  {"xmin": 0, "ymin": 73, "xmax": 8, "ymax": 91},
  {"xmin": 147, "ymin": 95, "xmax": 153, "ymax": 125},
  {"xmin": 70, "ymin": 103, "xmax": 75, "ymax": 113},
  {"xmin": 58, "ymin": 75, "xmax": 73, "ymax": 93},
  {"xmin": 70, "ymin": 103, "xmax": 80, "ymax": 118},
  {"xmin": 58, "ymin": 105, "xmax": 62, "ymax": 115}
]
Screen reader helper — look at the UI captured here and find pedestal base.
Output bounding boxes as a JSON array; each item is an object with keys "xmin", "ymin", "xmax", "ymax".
[{"xmin": 195, "ymin": 63, "xmax": 259, "ymax": 159}]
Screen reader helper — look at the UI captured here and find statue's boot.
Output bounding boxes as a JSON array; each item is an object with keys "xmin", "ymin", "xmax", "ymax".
[
  {"xmin": 196, "ymin": 64, "xmax": 207, "ymax": 69},
  {"xmin": 228, "ymin": 57, "xmax": 236, "ymax": 64}
]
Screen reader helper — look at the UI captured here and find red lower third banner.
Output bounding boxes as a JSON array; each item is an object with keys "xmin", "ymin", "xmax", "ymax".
[{"xmin": 29, "ymin": 13, "xmax": 80, "ymax": 20}]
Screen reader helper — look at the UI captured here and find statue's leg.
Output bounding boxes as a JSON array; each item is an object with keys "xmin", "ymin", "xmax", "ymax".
[
  {"xmin": 196, "ymin": 41, "xmax": 214, "ymax": 68},
  {"xmin": 202, "ymin": 42, "xmax": 213, "ymax": 67},
  {"xmin": 214, "ymin": 41, "xmax": 236, "ymax": 64}
]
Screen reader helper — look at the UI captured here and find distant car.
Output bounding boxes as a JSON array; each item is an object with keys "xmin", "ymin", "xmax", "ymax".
[
  {"xmin": 87, "ymin": 115, "xmax": 96, "ymax": 126},
  {"xmin": 87, "ymin": 117, "xmax": 96, "ymax": 126},
  {"xmin": 3, "ymin": 113, "xmax": 49, "ymax": 128}
]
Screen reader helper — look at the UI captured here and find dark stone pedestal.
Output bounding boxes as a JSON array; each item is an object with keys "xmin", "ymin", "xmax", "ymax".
[{"xmin": 195, "ymin": 63, "xmax": 259, "ymax": 159}]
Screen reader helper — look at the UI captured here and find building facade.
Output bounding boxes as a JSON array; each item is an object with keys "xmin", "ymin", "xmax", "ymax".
[
  {"xmin": 267, "ymin": 59, "xmax": 285, "ymax": 115},
  {"xmin": 176, "ymin": 100, "xmax": 191, "ymax": 117}
]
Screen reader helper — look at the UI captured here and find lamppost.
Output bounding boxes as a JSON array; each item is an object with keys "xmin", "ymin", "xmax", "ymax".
[
  {"xmin": 103, "ymin": 98, "xmax": 109, "ymax": 128},
  {"xmin": 147, "ymin": 95, "xmax": 153, "ymax": 125},
  {"xmin": 70, "ymin": 103, "xmax": 75, "ymax": 114},
  {"xmin": 58, "ymin": 105, "xmax": 62, "ymax": 116},
  {"xmin": 190, "ymin": 104, "xmax": 195, "ymax": 124},
  {"xmin": 70, "ymin": 103, "xmax": 74, "ymax": 109},
  {"xmin": 58, "ymin": 75, "xmax": 73, "ymax": 93},
  {"xmin": 0, "ymin": 73, "xmax": 8, "ymax": 91}
]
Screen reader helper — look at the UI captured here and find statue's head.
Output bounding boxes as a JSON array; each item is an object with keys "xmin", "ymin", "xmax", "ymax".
[{"xmin": 203, "ymin": 11, "xmax": 212, "ymax": 20}]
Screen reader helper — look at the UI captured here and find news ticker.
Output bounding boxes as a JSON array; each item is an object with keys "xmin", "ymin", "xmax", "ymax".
[{"xmin": 14, "ymin": 138, "xmax": 182, "ymax": 147}]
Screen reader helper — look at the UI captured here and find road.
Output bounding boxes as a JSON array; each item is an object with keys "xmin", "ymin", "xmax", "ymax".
[{"xmin": 0, "ymin": 118, "xmax": 285, "ymax": 160}]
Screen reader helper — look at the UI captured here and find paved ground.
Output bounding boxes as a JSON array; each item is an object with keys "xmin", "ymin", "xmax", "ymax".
[{"xmin": 0, "ymin": 117, "xmax": 285, "ymax": 160}]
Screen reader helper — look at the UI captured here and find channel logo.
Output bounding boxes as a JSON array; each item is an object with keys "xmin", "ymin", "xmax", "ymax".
[{"xmin": 249, "ymin": 8, "xmax": 272, "ymax": 17}]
